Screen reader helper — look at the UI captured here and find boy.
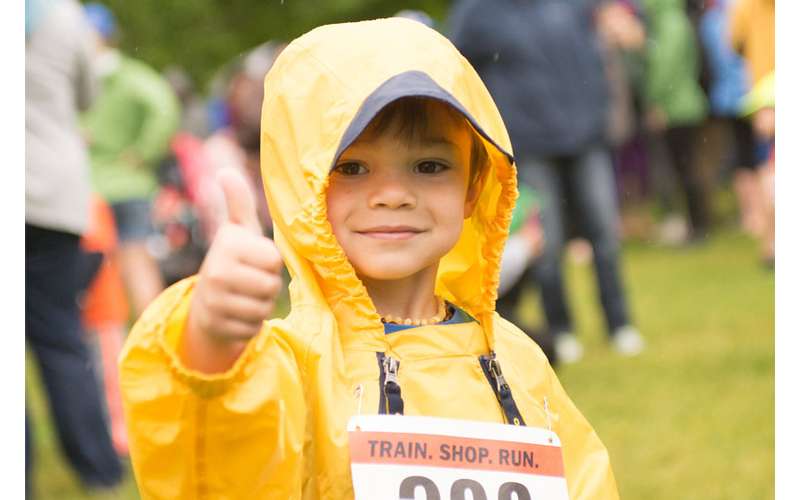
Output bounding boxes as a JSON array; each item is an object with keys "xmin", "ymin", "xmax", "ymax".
[{"xmin": 120, "ymin": 18, "xmax": 619, "ymax": 499}]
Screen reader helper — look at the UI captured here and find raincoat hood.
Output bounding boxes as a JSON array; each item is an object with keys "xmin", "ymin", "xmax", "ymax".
[{"xmin": 259, "ymin": 17, "xmax": 517, "ymax": 351}]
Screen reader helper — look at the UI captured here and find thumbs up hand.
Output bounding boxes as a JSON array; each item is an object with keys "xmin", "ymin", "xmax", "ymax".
[{"xmin": 182, "ymin": 168, "xmax": 283, "ymax": 372}]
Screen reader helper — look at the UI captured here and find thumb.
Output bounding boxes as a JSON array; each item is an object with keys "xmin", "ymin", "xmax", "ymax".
[{"xmin": 218, "ymin": 167, "xmax": 262, "ymax": 234}]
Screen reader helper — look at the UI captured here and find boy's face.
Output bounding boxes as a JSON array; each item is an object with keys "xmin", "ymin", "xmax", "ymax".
[{"xmin": 326, "ymin": 109, "xmax": 480, "ymax": 283}]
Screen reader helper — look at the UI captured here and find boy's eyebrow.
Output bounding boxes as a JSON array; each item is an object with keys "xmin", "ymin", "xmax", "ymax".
[
  {"xmin": 345, "ymin": 134, "xmax": 459, "ymax": 152},
  {"xmin": 416, "ymin": 136, "xmax": 458, "ymax": 148}
]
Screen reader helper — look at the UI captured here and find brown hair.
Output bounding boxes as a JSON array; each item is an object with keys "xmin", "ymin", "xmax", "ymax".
[{"xmin": 357, "ymin": 97, "xmax": 488, "ymax": 187}]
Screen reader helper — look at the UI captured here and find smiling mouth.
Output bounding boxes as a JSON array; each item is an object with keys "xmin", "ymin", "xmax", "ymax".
[{"xmin": 356, "ymin": 226, "xmax": 424, "ymax": 240}]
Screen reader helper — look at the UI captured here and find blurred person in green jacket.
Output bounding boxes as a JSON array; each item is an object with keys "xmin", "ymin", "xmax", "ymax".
[
  {"xmin": 82, "ymin": 3, "xmax": 180, "ymax": 316},
  {"xmin": 641, "ymin": 0, "xmax": 711, "ymax": 244}
]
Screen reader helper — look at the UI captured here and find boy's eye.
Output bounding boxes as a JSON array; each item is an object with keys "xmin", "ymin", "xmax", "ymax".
[
  {"xmin": 333, "ymin": 162, "xmax": 368, "ymax": 176},
  {"xmin": 414, "ymin": 160, "xmax": 449, "ymax": 174}
]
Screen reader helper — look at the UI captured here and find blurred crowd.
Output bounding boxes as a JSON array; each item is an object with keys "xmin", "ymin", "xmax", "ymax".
[
  {"xmin": 449, "ymin": 0, "xmax": 775, "ymax": 365},
  {"xmin": 25, "ymin": 0, "xmax": 774, "ymax": 495}
]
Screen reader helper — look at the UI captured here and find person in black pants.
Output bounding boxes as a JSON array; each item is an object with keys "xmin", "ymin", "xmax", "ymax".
[
  {"xmin": 662, "ymin": 125, "xmax": 712, "ymax": 238},
  {"xmin": 448, "ymin": 0, "xmax": 645, "ymax": 363},
  {"xmin": 640, "ymin": 0, "xmax": 711, "ymax": 243},
  {"xmin": 26, "ymin": 0, "xmax": 123, "ymax": 494},
  {"xmin": 26, "ymin": 226, "xmax": 123, "ymax": 491}
]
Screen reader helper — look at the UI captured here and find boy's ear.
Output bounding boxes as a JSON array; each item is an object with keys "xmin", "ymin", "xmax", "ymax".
[{"xmin": 463, "ymin": 170, "xmax": 485, "ymax": 219}]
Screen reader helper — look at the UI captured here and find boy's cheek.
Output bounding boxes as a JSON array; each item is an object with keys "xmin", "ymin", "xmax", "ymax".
[{"xmin": 324, "ymin": 194, "xmax": 347, "ymax": 232}]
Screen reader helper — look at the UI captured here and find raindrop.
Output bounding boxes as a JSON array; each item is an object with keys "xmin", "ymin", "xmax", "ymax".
[{"xmin": 492, "ymin": 52, "xmax": 499, "ymax": 62}]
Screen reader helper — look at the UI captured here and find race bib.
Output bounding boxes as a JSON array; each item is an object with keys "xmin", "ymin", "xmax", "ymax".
[{"xmin": 348, "ymin": 415, "xmax": 569, "ymax": 500}]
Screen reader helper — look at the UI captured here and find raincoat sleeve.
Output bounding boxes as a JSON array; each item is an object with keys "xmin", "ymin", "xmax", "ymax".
[
  {"xmin": 128, "ymin": 70, "xmax": 180, "ymax": 169},
  {"xmin": 119, "ymin": 277, "xmax": 307, "ymax": 499},
  {"xmin": 643, "ymin": 5, "xmax": 688, "ymax": 110},
  {"xmin": 546, "ymin": 364, "xmax": 620, "ymax": 500}
]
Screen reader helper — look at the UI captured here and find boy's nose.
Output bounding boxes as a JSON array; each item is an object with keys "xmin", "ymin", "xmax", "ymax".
[{"xmin": 367, "ymin": 174, "xmax": 416, "ymax": 209}]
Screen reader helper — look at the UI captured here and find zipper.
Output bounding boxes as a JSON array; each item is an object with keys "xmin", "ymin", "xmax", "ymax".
[
  {"xmin": 376, "ymin": 352, "xmax": 404, "ymax": 415},
  {"xmin": 479, "ymin": 352, "xmax": 526, "ymax": 426}
]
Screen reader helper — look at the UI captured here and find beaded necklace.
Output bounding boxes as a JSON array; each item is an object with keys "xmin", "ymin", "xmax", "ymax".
[{"xmin": 380, "ymin": 297, "xmax": 451, "ymax": 326}]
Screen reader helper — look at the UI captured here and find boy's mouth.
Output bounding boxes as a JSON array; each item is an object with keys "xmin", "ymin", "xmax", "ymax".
[{"xmin": 356, "ymin": 226, "xmax": 424, "ymax": 240}]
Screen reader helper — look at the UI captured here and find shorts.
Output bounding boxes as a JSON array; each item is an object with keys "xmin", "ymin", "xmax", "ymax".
[
  {"xmin": 755, "ymin": 138, "xmax": 775, "ymax": 166},
  {"xmin": 110, "ymin": 198, "xmax": 155, "ymax": 243}
]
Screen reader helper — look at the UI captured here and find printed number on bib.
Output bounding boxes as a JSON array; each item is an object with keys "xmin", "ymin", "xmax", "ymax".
[{"xmin": 348, "ymin": 415, "xmax": 569, "ymax": 500}]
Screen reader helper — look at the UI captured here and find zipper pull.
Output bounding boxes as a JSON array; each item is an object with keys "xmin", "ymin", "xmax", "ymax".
[
  {"xmin": 383, "ymin": 355, "xmax": 399, "ymax": 387},
  {"xmin": 480, "ymin": 352, "xmax": 526, "ymax": 426},
  {"xmin": 488, "ymin": 355, "xmax": 509, "ymax": 395},
  {"xmin": 381, "ymin": 355, "xmax": 404, "ymax": 415}
]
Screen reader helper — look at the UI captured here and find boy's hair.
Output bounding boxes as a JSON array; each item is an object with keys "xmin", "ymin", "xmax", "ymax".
[{"xmin": 357, "ymin": 97, "xmax": 488, "ymax": 187}]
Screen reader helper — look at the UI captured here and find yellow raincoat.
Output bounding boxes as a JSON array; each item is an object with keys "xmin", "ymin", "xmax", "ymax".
[{"xmin": 120, "ymin": 18, "xmax": 620, "ymax": 499}]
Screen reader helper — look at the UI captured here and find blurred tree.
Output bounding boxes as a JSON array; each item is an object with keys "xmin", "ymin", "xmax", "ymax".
[{"xmin": 88, "ymin": 0, "xmax": 452, "ymax": 90}]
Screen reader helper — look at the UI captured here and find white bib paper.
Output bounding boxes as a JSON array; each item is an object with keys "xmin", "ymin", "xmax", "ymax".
[{"xmin": 348, "ymin": 414, "xmax": 569, "ymax": 500}]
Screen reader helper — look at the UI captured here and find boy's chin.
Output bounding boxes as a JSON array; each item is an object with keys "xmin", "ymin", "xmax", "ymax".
[
  {"xmin": 354, "ymin": 262, "xmax": 435, "ymax": 283},
  {"xmin": 357, "ymin": 269, "xmax": 422, "ymax": 282}
]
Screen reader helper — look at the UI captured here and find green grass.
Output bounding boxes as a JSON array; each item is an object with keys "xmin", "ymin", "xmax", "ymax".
[
  {"xmin": 26, "ymin": 356, "xmax": 141, "ymax": 499},
  {"xmin": 546, "ymin": 231, "xmax": 774, "ymax": 499},
  {"xmin": 26, "ymin": 228, "xmax": 774, "ymax": 499}
]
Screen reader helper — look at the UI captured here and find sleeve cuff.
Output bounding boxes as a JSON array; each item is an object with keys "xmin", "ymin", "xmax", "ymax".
[{"xmin": 135, "ymin": 276, "xmax": 265, "ymax": 398}]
